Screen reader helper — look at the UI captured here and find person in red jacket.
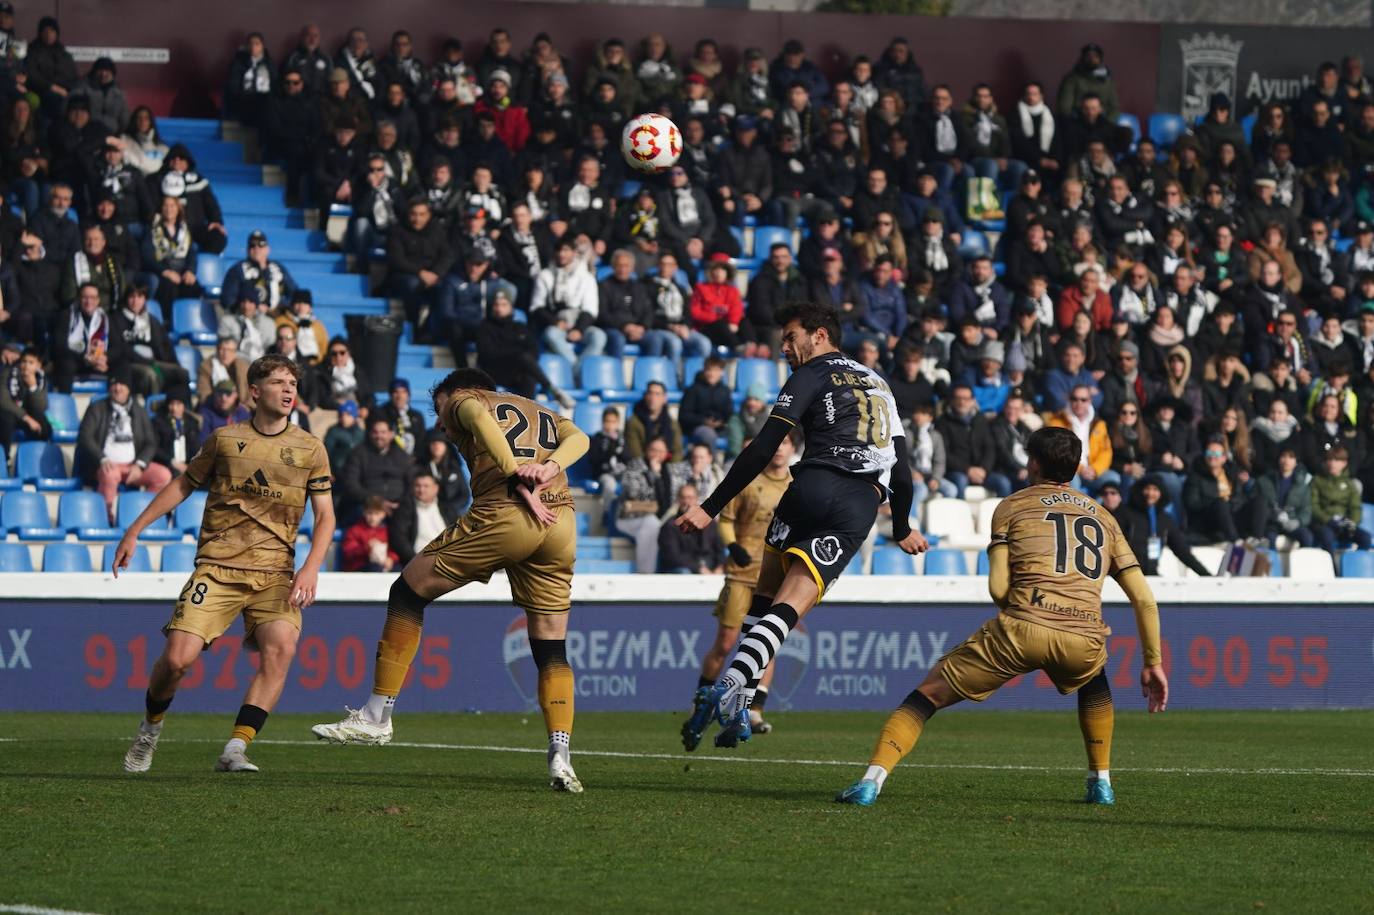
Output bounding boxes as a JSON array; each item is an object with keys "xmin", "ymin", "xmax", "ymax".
[
  {"xmin": 341, "ymin": 495, "xmax": 400, "ymax": 572},
  {"xmin": 1056, "ymin": 266, "xmax": 1115, "ymax": 333},
  {"xmin": 473, "ymin": 69, "xmax": 530, "ymax": 153},
  {"xmin": 691, "ymin": 253, "xmax": 749, "ymax": 353}
]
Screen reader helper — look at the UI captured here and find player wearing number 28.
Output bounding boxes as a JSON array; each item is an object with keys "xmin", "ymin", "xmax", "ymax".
[
  {"xmin": 837, "ymin": 426, "xmax": 1169, "ymax": 807},
  {"xmin": 312, "ymin": 368, "xmax": 592, "ymax": 793},
  {"xmin": 678, "ymin": 302, "xmax": 931, "ymax": 752},
  {"xmin": 116, "ymin": 354, "xmax": 336, "ymax": 774}
]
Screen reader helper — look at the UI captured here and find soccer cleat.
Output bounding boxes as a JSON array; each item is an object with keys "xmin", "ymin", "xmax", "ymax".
[
  {"xmin": 835, "ymin": 779, "xmax": 879, "ymax": 806},
  {"xmin": 311, "ymin": 707, "xmax": 394, "ymax": 746},
  {"xmin": 714, "ymin": 704, "xmax": 752, "ymax": 749},
  {"xmin": 1084, "ymin": 778, "xmax": 1115, "ymax": 805},
  {"xmin": 749, "ymin": 710, "xmax": 773, "ymax": 734},
  {"xmin": 548, "ymin": 752, "xmax": 584, "ymax": 794},
  {"xmin": 122, "ymin": 721, "xmax": 162, "ymax": 773},
  {"xmin": 214, "ymin": 747, "xmax": 260, "ymax": 773},
  {"xmin": 682, "ymin": 684, "xmax": 726, "ymax": 752}
]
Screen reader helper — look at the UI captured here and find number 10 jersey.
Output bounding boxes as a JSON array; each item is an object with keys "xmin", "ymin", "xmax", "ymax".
[{"xmin": 768, "ymin": 353, "xmax": 902, "ymax": 499}]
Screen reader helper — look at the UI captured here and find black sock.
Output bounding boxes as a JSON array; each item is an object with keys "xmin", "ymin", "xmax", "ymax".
[
  {"xmin": 697, "ymin": 675, "xmax": 713, "ymax": 690},
  {"xmin": 727, "ymin": 603, "xmax": 800, "ymax": 690},
  {"xmin": 145, "ymin": 690, "xmax": 172, "ymax": 723},
  {"xmin": 753, "ymin": 686, "xmax": 770, "ymax": 711}
]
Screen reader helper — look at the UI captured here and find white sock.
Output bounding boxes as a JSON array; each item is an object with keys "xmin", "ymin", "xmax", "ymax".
[
  {"xmin": 141, "ymin": 719, "xmax": 163, "ymax": 733},
  {"xmin": 549, "ymin": 730, "xmax": 571, "ymax": 762},
  {"xmin": 864, "ymin": 765, "xmax": 889, "ymax": 791},
  {"xmin": 1089, "ymin": 769, "xmax": 1110, "ymax": 784},
  {"xmin": 721, "ymin": 669, "xmax": 747, "ymax": 691},
  {"xmin": 224, "ymin": 737, "xmax": 247, "ymax": 755},
  {"xmin": 364, "ymin": 693, "xmax": 395, "ymax": 724}
]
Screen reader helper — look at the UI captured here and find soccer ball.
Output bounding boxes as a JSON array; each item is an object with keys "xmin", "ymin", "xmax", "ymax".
[{"xmin": 621, "ymin": 113, "xmax": 682, "ymax": 175}]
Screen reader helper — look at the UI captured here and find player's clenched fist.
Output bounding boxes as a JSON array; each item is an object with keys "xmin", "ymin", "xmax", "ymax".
[
  {"xmin": 895, "ymin": 531, "xmax": 930, "ymax": 555},
  {"xmin": 676, "ymin": 505, "xmax": 712, "ymax": 533}
]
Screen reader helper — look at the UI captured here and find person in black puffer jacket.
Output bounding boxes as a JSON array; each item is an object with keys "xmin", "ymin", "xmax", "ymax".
[
  {"xmin": 1115, "ymin": 474, "xmax": 1211, "ymax": 576},
  {"xmin": 475, "ymin": 290, "xmax": 572, "ymax": 407},
  {"xmin": 678, "ymin": 356, "xmax": 733, "ymax": 447}
]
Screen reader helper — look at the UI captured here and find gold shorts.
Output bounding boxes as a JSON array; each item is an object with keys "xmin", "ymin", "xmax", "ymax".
[
  {"xmin": 163, "ymin": 563, "xmax": 298, "ymax": 648},
  {"xmin": 421, "ymin": 501, "xmax": 575, "ymax": 612},
  {"xmin": 712, "ymin": 580, "xmax": 756, "ymax": 629},
  {"xmin": 936, "ymin": 613, "xmax": 1107, "ymax": 702}
]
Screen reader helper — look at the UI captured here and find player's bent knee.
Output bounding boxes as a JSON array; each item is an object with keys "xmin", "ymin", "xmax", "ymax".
[{"xmin": 389, "ymin": 575, "xmax": 432, "ymax": 622}]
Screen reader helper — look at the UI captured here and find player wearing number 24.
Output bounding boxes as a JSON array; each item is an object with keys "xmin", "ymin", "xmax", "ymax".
[
  {"xmin": 836, "ymin": 426, "xmax": 1168, "ymax": 807},
  {"xmin": 115, "ymin": 354, "xmax": 336, "ymax": 775}
]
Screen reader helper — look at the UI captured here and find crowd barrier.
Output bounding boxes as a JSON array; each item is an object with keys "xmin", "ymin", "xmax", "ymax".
[{"xmin": 1, "ymin": 575, "xmax": 1370, "ymax": 713}]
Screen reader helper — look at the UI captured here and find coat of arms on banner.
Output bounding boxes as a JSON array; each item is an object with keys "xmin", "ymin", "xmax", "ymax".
[{"xmin": 1180, "ymin": 32, "xmax": 1243, "ymax": 122}]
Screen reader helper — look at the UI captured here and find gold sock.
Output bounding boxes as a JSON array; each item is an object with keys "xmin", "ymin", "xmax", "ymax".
[
  {"xmin": 1077, "ymin": 673, "xmax": 1114, "ymax": 772},
  {"xmin": 373, "ymin": 604, "xmax": 424, "ymax": 697},
  {"xmin": 537, "ymin": 661, "xmax": 575, "ymax": 737},
  {"xmin": 230, "ymin": 724, "xmax": 258, "ymax": 745},
  {"xmin": 868, "ymin": 691, "xmax": 938, "ymax": 773}
]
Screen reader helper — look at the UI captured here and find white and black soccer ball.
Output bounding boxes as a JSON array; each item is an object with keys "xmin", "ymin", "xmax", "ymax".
[{"xmin": 620, "ymin": 113, "xmax": 682, "ymax": 175}]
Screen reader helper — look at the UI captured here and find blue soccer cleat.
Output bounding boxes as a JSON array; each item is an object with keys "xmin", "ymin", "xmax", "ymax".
[
  {"xmin": 682, "ymin": 684, "xmax": 727, "ymax": 752},
  {"xmin": 835, "ymin": 779, "xmax": 879, "ymax": 806},
  {"xmin": 1084, "ymin": 779, "xmax": 1115, "ymax": 805},
  {"xmin": 714, "ymin": 704, "xmax": 752, "ymax": 748}
]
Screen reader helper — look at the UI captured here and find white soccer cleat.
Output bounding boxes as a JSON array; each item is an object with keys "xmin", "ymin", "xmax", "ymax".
[
  {"xmin": 214, "ymin": 746, "xmax": 260, "ymax": 772},
  {"xmin": 123, "ymin": 721, "xmax": 162, "ymax": 773},
  {"xmin": 311, "ymin": 706, "xmax": 394, "ymax": 746},
  {"xmin": 749, "ymin": 709, "xmax": 773, "ymax": 734},
  {"xmin": 548, "ymin": 752, "xmax": 584, "ymax": 794}
]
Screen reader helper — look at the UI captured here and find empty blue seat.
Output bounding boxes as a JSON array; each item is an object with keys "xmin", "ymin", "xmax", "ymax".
[
  {"xmin": 618, "ymin": 178, "xmax": 642, "ymax": 200},
  {"xmin": 176, "ymin": 491, "xmax": 208, "ymax": 534},
  {"xmin": 753, "ymin": 226, "xmax": 793, "ymax": 255},
  {"xmin": 42, "ymin": 543, "xmax": 92, "ymax": 572},
  {"xmin": 577, "ymin": 558, "xmax": 634, "ymax": 574},
  {"xmin": 160, "ymin": 542, "xmax": 197, "ymax": 572},
  {"xmin": 0, "ymin": 542, "xmax": 33, "ymax": 572},
  {"xmin": 729, "ymin": 225, "xmax": 748, "ymax": 257},
  {"xmin": 538, "ymin": 353, "xmax": 578, "ymax": 396},
  {"xmin": 172, "ymin": 298, "xmax": 218, "ymax": 344},
  {"xmin": 58, "ymin": 491, "xmax": 118, "ymax": 539},
  {"xmin": 15, "ymin": 441, "xmax": 78, "ymax": 491},
  {"xmin": 1148, "ymin": 113, "xmax": 1188, "ymax": 149},
  {"xmin": 1340, "ymin": 550, "xmax": 1374, "ymax": 578},
  {"xmin": 734, "ymin": 359, "xmax": 778, "ymax": 396},
  {"xmin": 923, "ymin": 549, "xmax": 969, "ymax": 576},
  {"xmin": 683, "ymin": 356, "xmax": 706, "ymax": 385},
  {"xmin": 298, "ymin": 273, "xmax": 369, "ymax": 298},
  {"xmin": 1116, "ymin": 112, "xmax": 1142, "ymax": 146},
  {"xmin": 871, "ymin": 547, "xmax": 914, "ymax": 575},
  {"xmin": 580, "ymin": 355, "xmax": 626, "ymax": 397},
  {"xmin": 0, "ymin": 476, "xmax": 22, "ymax": 491},
  {"xmin": 2, "ymin": 491, "xmax": 62, "ymax": 539},
  {"xmin": 573, "ymin": 401, "xmax": 618, "ymax": 436},
  {"xmin": 104, "ymin": 543, "xmax": 151, "ymax": 573},
  {"xmin": 71, "ymin": 377, "xmax": 108, "ymax": 395},
  {"xmin": 117, "ymin": 492, "xmax": 182, "ymax": 540},
  {"xmin": 575, "ymin": 513, "xmax": 591, "ymax": 535},
  {"xmin": 577, "ymin": 536, "xmax": 613, "ymax": 561},
  {"xmin": 976, "ymin": 550, "xmax": 991, "ymax": 575},
  {"xmin": 45, "ymin": 393, "xmax": 79, "ymax": 443},
  {"xmin": 957, "ymin": 229, "xmax": 989, "ymax": 259},
  {"xmin": 195, "ymin": 253, "xmax": 224, "ymax": 297},
  {"xmin": 175, "ymin": 344, "xmax": 201, "ymax": 379},
  {"xmin": 632, "ymin": 356, "xmax": 676, "ymax": 392}
]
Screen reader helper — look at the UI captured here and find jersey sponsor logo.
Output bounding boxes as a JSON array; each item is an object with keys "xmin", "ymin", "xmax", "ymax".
[
  {"xmin": 280, "ymin": 446, "xmax": 296, "ymax": 466},
  {"xmin": 236, "ymin": 441, "xmax": 247, "ymax": 452},
  {"xmin": 811, "ymin": 535, "xmax": 844, "ymax": 566},
  {"xmin": 236, "ymin": 467, "xmax": 284, "ymax": 499},
  {"xmin": 774, "ymin": 393, "xmax": 794, "ymax": 411},
  {"xmin": 766, "ymin": 516, "xmax": 791, "ymax": 547}
]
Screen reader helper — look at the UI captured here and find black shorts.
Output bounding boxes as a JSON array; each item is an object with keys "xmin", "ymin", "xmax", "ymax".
[{"xmin": 764, "ymin": 466, "xmax": 882, "ymax": 596}]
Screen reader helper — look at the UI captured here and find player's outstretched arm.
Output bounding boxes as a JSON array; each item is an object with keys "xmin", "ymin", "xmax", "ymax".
[
  {"xmin": 1116, "ymin": 565, "xmax": 1168, "ymax": 713},
  {"xmin": 678, "ymin": 415, "xmax": 791, "ymax": 533},
  {"xmin": 887, "ymin": 433, "xmax": 929, "ymax": 555},
  {"xmin": 112, "ymin": 474, "xmax": 196, "ymax": 577},
  {"xmin": 292, "ymin": 490, "xmax": 335, "ymax": 609}
]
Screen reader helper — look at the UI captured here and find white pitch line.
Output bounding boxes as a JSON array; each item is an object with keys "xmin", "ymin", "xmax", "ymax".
[{"xmin": 0, "ymin": 904, "xmax": 104, "ymax": 915}]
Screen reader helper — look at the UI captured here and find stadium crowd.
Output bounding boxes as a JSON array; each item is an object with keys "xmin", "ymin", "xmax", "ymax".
[{"xmin": 2, "ymin": 12, "xmax": 1374, "ymax": 572}]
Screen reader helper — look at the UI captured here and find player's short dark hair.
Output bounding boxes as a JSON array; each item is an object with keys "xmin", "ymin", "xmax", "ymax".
[
  {"xmin": 1028, "ymin": 427, "xmax": 1082, "ymax": 483},
  {"xmin": 774, "ymin": 301, "xmax": 842, "ymax": 349},
  {"xmin": 248, "ymin": 353, "xmax": 301, "ymax": 386},
  {"xmin": 432, "ymin": 367, "xmax": 497, "ymax": 401}
]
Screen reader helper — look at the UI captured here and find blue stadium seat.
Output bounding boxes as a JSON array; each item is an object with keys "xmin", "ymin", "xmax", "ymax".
[
  {"xmin": 577, "ymin": 558, "xmax": 634, "ymax": 574},
  {"xmin": 1148, "ymin": 113, "xmax": 1188, "ymax": 149},
  {"xmin": 175, "ymin": 344, "xmax": 201, "ymax": 379},
  {"xmin": 573, "ymin": 401, "xmax": 619, "ymax": 436},
  {"xmin": 71, "ymin": 377, "xmax": 108, "ymax": 395},
  {"xmin": 160, "ymin": 542, "xmax": 197, "ymax": 572},
  {"xmin": 923, "ymin": 549, "xmax": 969, "ymax": 576},
  {"xmin": 957, "ymin": 229, "xmax": 989, "ymax": 259},
  {"xmin": 577, "ymin": 536, "xmax": 613, "ymax": 561},
  {"xmin": 1116, "ymin": 113, "xmax": 1142, "ymax": 147},
  {"xmin": 0, "ymin": 542, "xmax": 34, "ymax": 572},
  {"xmin": 15, "ymin": 441, "xmax": 78, "ymax": 491},
  {"xmin": 733, "ymin": 359, "xmax": 778, "ymax": 396},
  {"xmin": 580, "ymin": 355, "xmax": 627, "ymax": 397},
  {"xmin": 45, "ymin": 393, "xmax": 79, "ymax": 443},
  {"xmin": 195, "ymin": 253, "xmax": 224, "ymax": 297},
  {"xmin": 729, "ymin": 226, "xmax": 748, "ymax": 257},
  {"xmin": 976, "ymin": 550, "xmax": 991, "ymax": 575},
  {"xmin": 753, "ymin": 226, "xmax": 793, "ymax": 255},
  {"xmin": 58, "ymin": 491, "xmax": 117, "ymax": 537},
  {"xmin": 683, "ymin": 356, "xmax": 706, "ymax": 385},
  {"xmin": 172, "ymin": 298, "xmax": 218, "ymax": 345},
  {"xmin": 595, "ymin": 264, "xmax": 614, "ymax": 282},
  {"xmin": 844, "ymin": 552, "xmax": 867, "ymax": 576},
  {"xmin": 574, "ymin": 513, "xmax": 590, "ymax": 535},
  {"xmin": 1359, "ymin": 503, "xmax": 1374, "ymax": 541},
  {"xmin": 42, "ymin": 543, "xmax": 92, "ymax": 572},
  {"xmin": 158, "ymin": 117, "xmax": 221, "ymax": 141},
  {"xmin": 104, "ymin": 543, "xmax": 151, "ymax": 573},
  {"xmin": 0, "ymin": 476, "xmax": 21, "ymax": 491},
  {"xmin": 871, "ymin": 547, "xmax": 913, "ymax": 575},
  {"xmin": 538, "ymin": 354, "xmax": 579, "ymax": 398},
  {"xmin": 1340, "ymin": 550, "xmax": 1374, "ymax": 578},
  {"xmin": 176, "ymin": 490, "xmax": 208, "ymax": 534},
  {"xmin": 618, "ymin": 178, "xmax": 642, "ymax": 200},
  {"xmin": 1241, "ymin": 111, "xmax": 1257, "ymax": 144},
  {"xmin": 117, "ymin": 492, "xmax": 182, "ymax": 541},
  {"xmin": 2, "ymin": 491, "xmax": 62, "ymax": 539},
  {"xmin": 299, "ymin": 273, "xmax": 370, "ymax": 299},
  {"xmin": 632, "ymin": 356, "xmax": 676, "ymax": 392}
]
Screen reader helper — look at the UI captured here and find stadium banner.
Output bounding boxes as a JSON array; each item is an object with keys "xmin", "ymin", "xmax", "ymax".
[
  {"xmin": 3, "ymin": 595, "xmax": 1371, "ymax": 713},
  {"xmin": 1157, "ymin": 25, "xmax": 1374, "ymax": 121}
]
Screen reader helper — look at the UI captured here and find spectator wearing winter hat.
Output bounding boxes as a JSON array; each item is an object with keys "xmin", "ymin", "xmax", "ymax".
[
  {"xmin": 474, "ymin": 69, "xmax": 530, "ymax": 153},
  {"xmin": 967, "ymin": 340, "xmax": 1012, "ymax": 415},
  {"xmin": 274, "ymin": 289, "xmax": 329, "ymax": 365},
  {"xmin": 438, "ymin": 248, "xmax": 515, "ymax": 362},
  {"xmin": 85, "ymin": 138, "xmax": 151, "ymax": 229},
  {"xmin": 378, "ymin": 377, "xmax": 425, "ymax": 456},
  {"xmin": 1056, "ymin": 43, "xmax": 1119, "ymax": 121},
  {"xmin": 149, "ymin": 143, "xmax": 228, "ymax": 255},
  {"xmin": 582, "ymin": 38, "xmax": 640, "ymax": 116},
  {"xmin": 222, "ymin": 230, "xmax": 298, "ymax": 313},
  {"xmin": 69, "ymin": 56, "xmax": 129, "ymax": 135},
  {"xmin": 25, "ymin": 16, "xmax": 78, "ymax": 111},
  {"xmin": 771, "ymin": 39, "xmax": 829, "ymax": 106}
]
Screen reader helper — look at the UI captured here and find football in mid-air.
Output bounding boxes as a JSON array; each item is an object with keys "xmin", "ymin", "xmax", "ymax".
[{"xmin": 621, "ymin": 113, "xmax": 682, "ymax": 174}]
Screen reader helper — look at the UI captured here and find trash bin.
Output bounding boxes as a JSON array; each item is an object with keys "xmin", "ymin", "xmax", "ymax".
[{"xmin": 346, "ymin": 313, "xmax": 402, "ymax": 396}]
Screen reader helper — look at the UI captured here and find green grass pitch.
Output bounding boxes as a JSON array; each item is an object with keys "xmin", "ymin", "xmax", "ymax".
[{"xmin": 3, "ymin": 710, "xmax": 1372, "ymax": 913}]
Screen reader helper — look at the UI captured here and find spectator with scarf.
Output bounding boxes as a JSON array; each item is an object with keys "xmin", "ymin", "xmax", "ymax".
[
  {"xmin": 222, "ymin": 230, "xmax": 298, "ymax": 313},
  {"xmin": 52, "ymin": 283, "xmax": 109, "ymax": 393},
  {"xmin": 108, "ymin": 284, "xmax": 185, "ymax": 397},
  {"xmin": 142, "ymin": 196, "xmax": 199, "ymax": 311}
]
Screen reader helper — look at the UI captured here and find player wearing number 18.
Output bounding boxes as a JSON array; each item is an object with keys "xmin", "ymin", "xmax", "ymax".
[
  {"xmin": 677, "ymin": 302, "xmax": 930, "ymax": 751},
  {"xmin": 116, "ymin": 354, "xmax": 336, "ymax": 774},
  {"xmin": 312, "ymin": 369, "xmax": 592, "ymax": 793},
  {"xmin": 836, "ymin": 426, "xmax": 1169, "ymax": 807}
]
